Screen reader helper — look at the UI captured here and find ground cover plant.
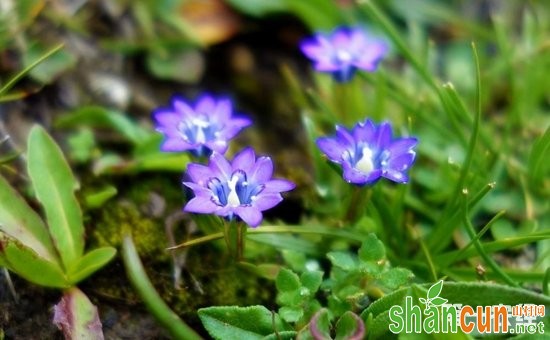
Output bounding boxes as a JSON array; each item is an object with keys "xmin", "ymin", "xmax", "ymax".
[{"xmin": 0, "ymin": 0, "xmax": 548, "ymax": 339}]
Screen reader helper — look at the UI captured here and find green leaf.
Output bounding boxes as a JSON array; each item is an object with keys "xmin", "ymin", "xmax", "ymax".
[
  {"xmin": 276, "ymin": 268, "xmax": 302, "ymax": 293},
  {"xmin": 67, "ymin": 247, "xmax": 116, "ymax": 284},
  {"xmin": 335, "ymin": 311, "xmax": 365, "ymax": 340},
  {"xmin": 427, "ymin": 280, "xmax": 444, "ymax": 300},
  {"xmin": 262, "ymin": 331, "xmax": 297, "ymax": 340},
  {"xmin": 198, "ymin": 306, "xmax": 291, "ymax": 340},
  {"xmin": 277, "ymin": 290, "xmax": 304, "ymax": 307},
  {"xmin": 238, "ymin": 262, "xmax": 281, "ymax": 280},
  {"xmin": 358, "ymin": 233, "xmax": 385, "ymax": 262},
  {"xmin": 55, "ymin": 106, "xmax": 150, "ymax": 146},
  {"xmin": 0, "ymin": 233, "xmax": 68, "ymax": 288},
  {"xmin": 279, "ymin": 306, "xmax": 303, "ymax": 323},
  {"xmin": 224, "ymin": 0, "xmax": 286, "ymax": 17},
  {"xmin": 84, "ymin": 186, "xmax": 117, "ymax": 209},
  {"xmin": 0, "ymin": 175, "xmax": 57, "ymax": 263},
  {"xmin": 300, "ymin": 271, "xmax": 323, "ymax": 294},
  {"xmin": 146, "ymin": 49, "xmax": 204, "ymax": 83},
  {"xmin": 327, "ymin": 251, "xmax": 358, "ymax": 271},
  {"xmin": 284, "ymin": 0, "xmax": 342, "ymax": 30},
  {"xmin": 53, "ymin": 287, "xmax": 104, "ymax": 339},
  {"xmin": 379, "ymin": 267, "xmax": 414, "ymax": 290},
  {"xmin": 282, "ymin": 250, "xmax": 307, "ymax": 272},
  {"xmin": 27, "ymin": 125, "xmax": 84, "ymax": 270},
  {"xmin": 308, "ymin": 308, "xmax": 331, "ymax": 340},
  {"xmin": 67, "ymin": 128, "xmax": 96, "ymax": 163}
]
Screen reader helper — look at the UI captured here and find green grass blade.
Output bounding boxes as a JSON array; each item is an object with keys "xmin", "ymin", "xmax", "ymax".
[
  {"xmin": 122, "ymin": 235, "xmax": 202, "ymax": 340},
  {"xmin": 461, "ymin": 192, "xmax": 518, "ymax": 287},
  {"xmin": 0, "ymin": 43, "xmax": 64, "ymax": 96},
  {"xmin": 440, "ymin": 210, "xmax": 506, "ymax": 267},
  {"xmin": 528, "ymin": 126, "xmax": 550, "ymax": 192},
  {"xmin": 426, "ymin": 43, "xmax": 484, "ymax": 253},
  {"xmin": 437, "ymin": 229, "xmax": 550, "ymax": 264}
]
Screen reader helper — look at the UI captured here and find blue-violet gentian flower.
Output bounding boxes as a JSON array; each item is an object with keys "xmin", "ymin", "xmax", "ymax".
[
  {"xmin": 183, "ymin": 147, "xmax": 295, "ymax": 227},
  {"xmin": 153, "ymin": 94, "xmax": 252, "ymax": 156},
  {"xmin": 300, "ymin": 26, "xmax": 388, "ymax": 82},
  {"xmin": 317, "ymin": 119, "xmax": 417, "ymax": 185}
]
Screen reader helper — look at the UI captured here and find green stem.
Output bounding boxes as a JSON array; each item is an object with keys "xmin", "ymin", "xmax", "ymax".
[
  {"xmin": 122, "ymin": 235, "xmax": 202, "ymax": 340},
  {"xmin": 223, "ymin": 219, "xmax": 247, "ymax": 261},
  {"xmin": 343, "ymin": 186, "xmax": 371, "ymax": 224},
  {"xmin": 333, "ymin": 80, "xmax": 354, "ymax": 124},
  {"xmin": 169, "ymin": 224, "xmax": 369, "ymax": 250}
]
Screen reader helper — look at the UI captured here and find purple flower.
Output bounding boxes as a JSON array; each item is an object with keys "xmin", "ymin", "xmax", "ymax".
[
  {"xmin": 183, "ymin": 147, "xmax": 295, "ymax": 227},
  {"xmin": 317, "ymin": 119, "xmax": 417, "ymax": 185},
  {"xmin": 153, "ymin": 94, "xmax": 252, "ymax": 156},
  {"xmin": 300, "ymin": 27, "xmax": 388, "ymax": 82}
]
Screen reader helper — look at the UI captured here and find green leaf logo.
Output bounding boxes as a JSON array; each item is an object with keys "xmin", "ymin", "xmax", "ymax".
[{"xmin": 421, "ymin": 280, "xmax": 448, "ymax": 311}]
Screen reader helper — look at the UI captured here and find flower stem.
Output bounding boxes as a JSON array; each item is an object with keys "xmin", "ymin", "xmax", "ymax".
[
  {"xmin": 334, "ymin": 80, "xmax": 354, "ymax": 124},
  {"xmin": 343, "ymin": 186, "xmax": 371, "ymax": 224},
  {"xmin": 223, "ymin": 219, "xmax": 246, "ymax": 261}
]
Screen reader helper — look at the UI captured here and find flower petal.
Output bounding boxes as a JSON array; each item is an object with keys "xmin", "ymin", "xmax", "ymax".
[
  {"xmin": 316, "ymin": 137, "xmax": 346, "ymax": 162},
  {"xmin": 212, "ymin": 98, "xmax": 232, "ymax": 121},
  {"xmin": 153, "ymin": 110, "xmax": 181, "ymax": 127},
  {"xmin": 235, "ymin": 206, "xmax": 263, "ymax": 228},
  {"xmin": 195, "ymin": 94, "xmax": 216, "ymax": 114},
  {"xmin": 352, "ymin": 119, "xmax": 376, "ymax": 143},
  {"xmin": 354, "ymin": 40, "xmax": 388, "ymax": 71},
  {"xmin": 331, "ymin": 27, "xmax": 352, "ymax": 49},
  {"xmin": 300, "ymin": 39, "xmax": 328, "ymax": 60},
  {"xmin": 387, "ymin": 152, "xmax": 416, "ymax": 172},
  {"xmin": 383, "ymin": 170, "xmax": 409, "ymax": 183},
  {"xmin": 264, "ymin": 179, "xmax": 296, "ymax": 193},
  {"xmin": 182, "ymin": 181, "xmax": 211, "ymax": 195},
  {"xmin": 343, "ymin": 162, "xmax": 382, "ymax": 185},
  {"xmin": 253, "ymin": 193, "xmax": 283, "ymax": 211},
  {"xmin": 222, "ymin": 117, "xmax": 253, "ymax": 139},
  {"xmin": 335, "ymin": 125, "xmax": 355, "ymax": 147},
  {"xmin": 187, "ymin": 163, "xmax": 215, "ymax": 185},
  {"xmin": 250, "ymin": 156, "xmax": 273, "ymax": 183},
  {"xmin": 387, "ymin": 137, "xmax": 418, "ymax": 155},
  {"xmin": 160, "ymin": 138, "xmax": 191, "ymax": 152},
  {"xmin": 184, "ymin": 197, "xmax": 218, "ymax": 214},
  {"xmin": 172, "ymin": 96, "xmax": 195, "ymax": 119},
  {"xmin": 209, "ymin": 152, "xmax": 232, "ymax": 179},
  {"xmin": 232, "ymin": 147, "xmax": 256, "ymax": 173},
  {"xmin": 376, "ymin": 122, "xmax": 393, "ymax": 148}
]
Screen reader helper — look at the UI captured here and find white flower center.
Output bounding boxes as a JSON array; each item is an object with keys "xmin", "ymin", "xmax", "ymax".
[
  {"xmin": 226, "ymin": 175, "xmax": 241, "ymax": 207},
  {"xmin": 336, "ymin": 50, "xmax": 353, "ymax": 62},
  {"xmin": 192, "ymin": 117, "xmax": 210, "ymax": 144},
  {"xmin": 355, "ymin": 146, "xmax": 374, "ymax": 174}
]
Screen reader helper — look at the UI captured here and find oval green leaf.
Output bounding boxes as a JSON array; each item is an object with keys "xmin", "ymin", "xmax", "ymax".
[
  {"xmin": 0, "ymin": 175, "xmax": 57, "ymax": 263},
  {"xmin": 67, "ymin": 247, "xmax": 116, "ymax": 285},
  {"xmin": 198, "ymin": 306, "xmax": 291, "ymax": 340},
  {"xmin": 0, "ymin": 233, "xmax": 68, "ymax": 288},
  {"xmin": 27, "ymin": 125, "xmax": 84, "ymax": 270}
]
